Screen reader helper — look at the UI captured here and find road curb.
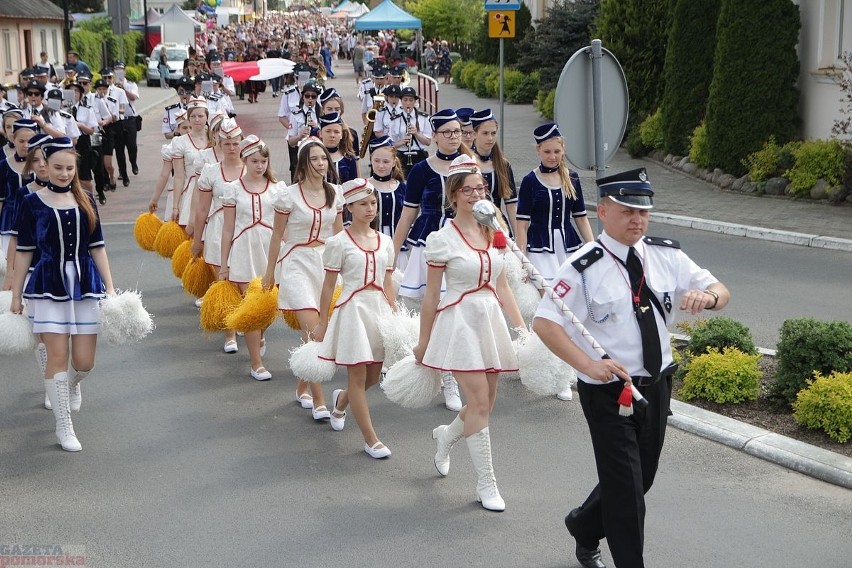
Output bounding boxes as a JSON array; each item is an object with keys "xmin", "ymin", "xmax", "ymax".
[
  {"xmin": 587, "ymin": 204, "xmax": 852, "ymax": 252},
  {"xmin": 669, "ymin": 400, "xmax": 852, "ymax": 489}
]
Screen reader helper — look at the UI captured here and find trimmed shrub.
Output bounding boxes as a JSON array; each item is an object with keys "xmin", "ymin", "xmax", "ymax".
[
  {"xmin": 516, "ymin": 0, "xmax": 599, "ymax": 91},
  {"xmin": 743, "ymin": 137, "xmax": 782, "ymax": 182},
  {"xmin": 686, "ymin": 316, "xmax": 757, "ymax": 357},
  {"xmin": 688, "ymin": 121, "xmax": 710, "ymax": 168},
  {"xmin": 704, "ymin": 0, "xmax": 800, "ymax": 175},
  {"xmin": 507, "ymin": 71, "xmax": 539, "ymax": 104},
  {"xmin": 626, "ymin": 122, "xmax": 649, "ymax": 158},
  {"xmin": 594, "ymin": 0, "xmax": 671, "ymax": 121},
  {"xmin": 485, "ymin": 67, "xmax": 501, "ymax": 98},
  {"xmin": 661, "ymin": 0, "xmax": 721, "ymax": 156},
  {"xmin": 793, "ymin": 371, "xmax": 852, "ymax": 443},
  {"xmin": 639, "ymin": 108, "xmax": 665, "ymax": 151},
  {"xmin": 474, "ymin": 65, "xmax": 498, "ymax": 98},
  {"xmin": 772, "ymin": 318, "xmax": 852, "ymax": 405},
  {"xmin": 461, "ymin": 62, "xmax": 484, "ymax": 92},
  {"xmin": 681, "ymin": 347, "xmax": 761, "ymax": 404},
  {"xmin": 452, "ymin": 60, "xmax": 469, "ymax": 87},
  {"xmin": 785, "ymin": 139, "xmax": 846, "ymax": 197},
  {"xmin": 536, "ymin": 88, "xmax": 555, "ymax": 120}
]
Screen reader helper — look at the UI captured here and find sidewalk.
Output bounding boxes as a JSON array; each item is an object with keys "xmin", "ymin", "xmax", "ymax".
[{"xmin": 125, "ymin": 68, "xmax": 852, "ymax": 489}]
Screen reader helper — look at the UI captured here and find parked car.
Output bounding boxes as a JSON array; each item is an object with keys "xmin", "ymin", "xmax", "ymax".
[{"xmin": 146, "ymin": 43, "xmax": 191, "ymax": 87}]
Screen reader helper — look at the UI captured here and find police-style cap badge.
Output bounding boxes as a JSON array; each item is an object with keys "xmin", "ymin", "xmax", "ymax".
[{"xmin": 597, "ymin": 167, "xmax": 654, "ymax": 210}]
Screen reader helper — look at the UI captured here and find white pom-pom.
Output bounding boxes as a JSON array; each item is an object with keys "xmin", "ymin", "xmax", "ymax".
[
  {"xmin": 289, "ymin": 341, "xmax": 337, "ymax": 383},
  {"xmin": 0, "ymin": 290, "xmax": 12, "ymax": 314},
  {"xmin": 378, "ymin": 305, "xmax": 420, "ymax": 367},
  {"xmin": 382, "ymin": 355, "xmax": 441, "ymax": 408},
  {"xmin": 504, "ymin": 252, "xmax": 542, "ymax": 324},
  {"xmin": 99, "ymin": 290, "xmax": 155, "ymax": 345},
  {"xmin": 515, "ymin": 328, "xmax": 577, "ymax": 396},
  {"xmin": 0, "ymin": 312, "xmax": 37, "ymax": 354}
]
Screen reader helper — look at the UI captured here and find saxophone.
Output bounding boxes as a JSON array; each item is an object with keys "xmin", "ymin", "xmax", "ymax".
[{"xmin": 359, "ymin": 95, "xmax": 385, "ymax": 158}]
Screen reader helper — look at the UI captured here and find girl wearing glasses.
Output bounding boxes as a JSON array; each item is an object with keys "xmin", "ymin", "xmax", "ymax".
[
  {"xmin": 286, "ymin": 83, "xmax": 322, "ymax": 182},
  {"xmin": 470, "ymin": 109, "xmax": 518, "ymax": 238},
  {"xmin": 1, "ymin": 118, "xmax": 39, "ymax": 264},
  {"xmin": 8, "ymin": 137, "xmax": 116, "ymax": 452},
  {"xmin": 170, "ymin": 97, "xmax": 212, "ymax": 235},
  {"xmin": 516, "ymin": 124, "xmax": 593, "ymax": 401},
  {"xmin": 192, "ymin": 117, "xmax": 243, "ymax": 354},
  {"xmin": 263, "ymin": 138, "xmax": 344, "ymax": 420},
  {"xmin": 149, "ymin": 110, "xmax": 190, "ymax": 219},
  {"xmin": 393, "ymin": 108, "xmax": 469, "ymax": 412},
  {"xmin": 413, "ymin": 155, "xmax": 524, "ymax": 511}
]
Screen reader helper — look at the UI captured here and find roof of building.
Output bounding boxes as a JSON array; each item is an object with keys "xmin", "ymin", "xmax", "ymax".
[{"xmin": 0, "ymin": 0, "xmax": 65, "ymax": 20}]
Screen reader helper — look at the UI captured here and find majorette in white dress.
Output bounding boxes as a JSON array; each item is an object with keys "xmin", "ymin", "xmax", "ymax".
[
  {"xmin": 273, "ymin": 183, "xmax": 344, "ymax": 311},
  {"xmin": 420, "ymin": 221, "xmax": 519, "ymax": 373},
  {"xmin": 217, "ymin": 179, "xmax": 278, "ymax": 283},
  {"xmin": 197, "ymin": 159, "xmax": 242, "ymax": 267},
  {"xmin": 317, "ymin": 229, "xmax": 395, "ymax": 366},
  {"xmin": 169, "ymin": 134, "xmax": 208, "ymax": 226}
]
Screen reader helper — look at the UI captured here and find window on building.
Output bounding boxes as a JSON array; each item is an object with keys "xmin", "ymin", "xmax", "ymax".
[
  {"xmin": 51, "ymin": 29, "xmax": 58, "ymax": 62},
  {"xmin": 2, "ymin": 30, "xmax": 12, "ymax": 73}
]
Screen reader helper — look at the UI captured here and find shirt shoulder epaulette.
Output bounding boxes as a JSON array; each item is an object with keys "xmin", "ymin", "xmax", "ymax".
[
  {"xmin": 643, "ymin": 236, "xmax": 680, "ymax": 249},
  {"xmin": 59, "ymin": 110, "xmax": 73, "ymax": 119},
  {"xmin": 571, "ymin": 246, "xmax": 604, "ymax": 273},
  {"xmin": 416, "ymin": 110, "xmax": 428, "ymax": 117},
  {"xmin": 283, "ymin": 86, "xmax": 298, "ymax": 94},
  {"xmin": 208, "ymin": 93, "xmax": 222, "ymax": 101},
  {"xmin": 165, "ymin": 103, "xmax": 180, "ymax": 110}
]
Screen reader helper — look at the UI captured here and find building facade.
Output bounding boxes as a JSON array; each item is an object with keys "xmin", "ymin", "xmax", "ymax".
[{"xmin": 0, "ymin": 0, "xmax": 65, "ymax": 85}]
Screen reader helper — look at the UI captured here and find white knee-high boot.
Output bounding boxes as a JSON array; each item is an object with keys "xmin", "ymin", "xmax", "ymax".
[
  {"xmin": 441, "ymin": 372, "xmax": 462, "ymax": 411},
  {"xmin": 36, "ymin": 343, "xmax": 50, "ymax": 409},
  {"xmin": 45, "ymin": 372, "xmax": 82, "ymax": 452},
  {"xmin": 432, "ymin": 415, "xmax": 465, "ymax": 476},
  {"xmin": 69, "ymin": 368, "xmax": 89, "ymax": 412},
  {"xmin": 466, "ymin": 427, "xmax": 505, "ymax": 512}
]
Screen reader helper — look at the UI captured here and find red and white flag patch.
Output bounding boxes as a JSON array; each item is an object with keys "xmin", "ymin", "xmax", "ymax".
[{"xmin": 554, "ymin": 280, "xmax": 571, "ymax": 298}]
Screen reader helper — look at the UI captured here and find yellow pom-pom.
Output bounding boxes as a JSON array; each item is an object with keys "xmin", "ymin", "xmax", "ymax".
[
  {"xmin": 281, "ymin": 285, "xmax": 342, "ymax": 331},
  {"xmin": 200, "ymin": 280, "xmax": 242, "ymax": 331},
  {"xmin": 181, "ymin": 257, "xmax": 215, "ymax": 298},
  {"xmin": 246, "ymin": 277, "xmax": 263, "ymax": 294},
  {"xmin": 226, "ymin": 285, "xmax": 279, "ymax": 332},
  {"xmin": 134, "ymin": 213, "xmax": 163, "ymax": 251},
  {"xmin": 171, "ymin": 240, "xmax": 193, "ymax": 278},
  {"xmin": 153, "ymin": 221, "xmax": 188, "ymax": 258}
]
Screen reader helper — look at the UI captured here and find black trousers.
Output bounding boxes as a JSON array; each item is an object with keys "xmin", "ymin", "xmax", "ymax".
[
  {"xmin": 572, "ymin": 378, "xmax": 671, "ymax": 568},
  {"xmin": 114, "ymin": 117, "xmax": 138, "ymax": 180}
]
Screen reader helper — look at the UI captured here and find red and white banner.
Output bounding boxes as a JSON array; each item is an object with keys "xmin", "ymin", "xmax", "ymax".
[{"xmin": 221, "ymin": 58, "xmax": 296, "ymax": 82}]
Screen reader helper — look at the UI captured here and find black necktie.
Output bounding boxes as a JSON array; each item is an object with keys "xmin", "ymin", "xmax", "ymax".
[{"xmin": 626, "ymin": 246, "xmax": 662, "ymax": 378}]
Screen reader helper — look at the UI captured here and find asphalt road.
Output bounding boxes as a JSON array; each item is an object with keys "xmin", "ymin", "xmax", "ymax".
[{"xmin": 2, "ymin": 224, "xmax": 852, "ymax": 568}]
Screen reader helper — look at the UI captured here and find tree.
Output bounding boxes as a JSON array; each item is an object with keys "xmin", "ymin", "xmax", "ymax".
[
  {"xmin": 593, "ymin": 0, "xmax": 671, "ymax": 123},
  {"xmin": 705, "ymin": 0, "xmax": 799, "ymax": 176},
  {"xmin": 473, "ymin": 3, "xmax": 532, "ymax": 66},
  {"xmin": 409, "ymin": 0, "xmax": 484, "ymax": 45},
  {"xmin": 660, "ymin": 0, "xmax": 721, "ymax": 155},
  {"xmin": 47, "ymin": 0, "xmax": 103, "ymax": 13},
  {"xmin": 516, "ymin": 0, "xmax": 599, "ymax": 91}
]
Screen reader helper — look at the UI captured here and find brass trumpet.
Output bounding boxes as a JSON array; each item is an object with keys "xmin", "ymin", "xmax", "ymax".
[{"xmin": 359, "ymin": 95, "xmax": 385, "ymax": 158}]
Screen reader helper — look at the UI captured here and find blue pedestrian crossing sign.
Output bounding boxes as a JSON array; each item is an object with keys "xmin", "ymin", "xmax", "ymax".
[{"xmin": 485, "ymin": 0, "xmax": 521, "ymax": 11}]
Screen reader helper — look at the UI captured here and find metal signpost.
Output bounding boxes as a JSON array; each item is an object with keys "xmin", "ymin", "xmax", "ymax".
[{"xmin": 485, "ymin": 0, "xmax": 520, "ymax": 148}]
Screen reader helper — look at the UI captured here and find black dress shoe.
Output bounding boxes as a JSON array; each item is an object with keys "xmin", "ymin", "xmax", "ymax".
[
  {"xmin": 98, "ymin": 194, "xmax": 106, "ymax": 205},
  {"xmin": 575, "ymin": 544, "xmax": 607, "ymax": 568},
  {"xmin": 132, "ymin": 164, "xmax": 138, "ymax": 175},
  {"xmin": 108, "ymin": 181, "xmax": 117, "ymax": 191},
  {"xmin": 122, "ymin": 177, "xmax": 130, "ymax": 187},
  {"xmin": 565, "ymin": 509, "xmax": 607, "ymax": 568}
]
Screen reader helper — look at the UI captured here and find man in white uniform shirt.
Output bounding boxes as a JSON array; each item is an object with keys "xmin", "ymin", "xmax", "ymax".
[
  {"xmin": 112, "ymin": 61, "xmax": 140, "ymax": 186},
  {"xmin": 533, "ymin": 168, "xmax": 730, "ymax": 568}
]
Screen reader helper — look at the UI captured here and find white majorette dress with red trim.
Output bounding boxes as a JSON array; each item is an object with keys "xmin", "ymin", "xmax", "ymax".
[
  {"xmin": 169, "ymin": 134, "xmax": 208, "ymax": 226},
  {"xmin": 317, "ymin": 229, "xmax": 395, "ymax": 366},
  {"xmin": 197, "ymin": 158, "xmax": 242, "ymax": 267},
  {"xmin": 217, "ymin": 179, "xmax": 278, "ymax": 284},
  {"xmin": 160, "ymin": 141, "xmax": 177, "ymax": 221},
  {"xmin": 273, "ymin": 183, "xmax": 344, "ymax": 311},
  {"xmin": 420, "ymin": 221, "xmax": 518, "ymax": 373}
]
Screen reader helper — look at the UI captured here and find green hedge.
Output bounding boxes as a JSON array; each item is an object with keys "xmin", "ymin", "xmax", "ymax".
[
  {"xmin": 686, "ymin": 316, "xmax": 757, "ymax": 357},
  {"xmin": 794, "ymin": 371, "xmax": 852, "ymax": 443},
  {"xmin": 639, "ymin": 108, "xmax": 665, "ymax": 151},
  {"xmin": 536, "ymin": 89, "xmax": 555, "ymax": 120},
  {"xmin": 772, "ymin": 318, "xmax": 852, "ymax": 405},
  {"xmin": 681, "ymin": 347, "xmax": 762, "ymax": 404},
  {"xmin": 451, "ymin": 60, "xmax": 469, "ymax": 87},
  {"xmin": 689, "ymin": 121, "xmax": 710, "ymax": 167},
  {"xmin": 785, "ymin": 139, "xmax": 846, "ymax": 197},
  {"xmin": 507, "ymin": 71, "xmax": 539, "ymax": 104}
]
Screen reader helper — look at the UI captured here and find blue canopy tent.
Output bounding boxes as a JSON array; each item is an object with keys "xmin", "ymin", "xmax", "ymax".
[
  {"xmin": 354, "ymin": 0, "xmax": 421, "ymax": 30},
  {"xmin": 332, "ymin": 0, "xmax": 352, "ymax": 12}
]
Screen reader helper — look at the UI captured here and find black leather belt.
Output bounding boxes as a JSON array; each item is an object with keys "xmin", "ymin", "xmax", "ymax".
[{"xmin": 632, "ymin": 364, "xmax": 678, "ymax": 387}]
